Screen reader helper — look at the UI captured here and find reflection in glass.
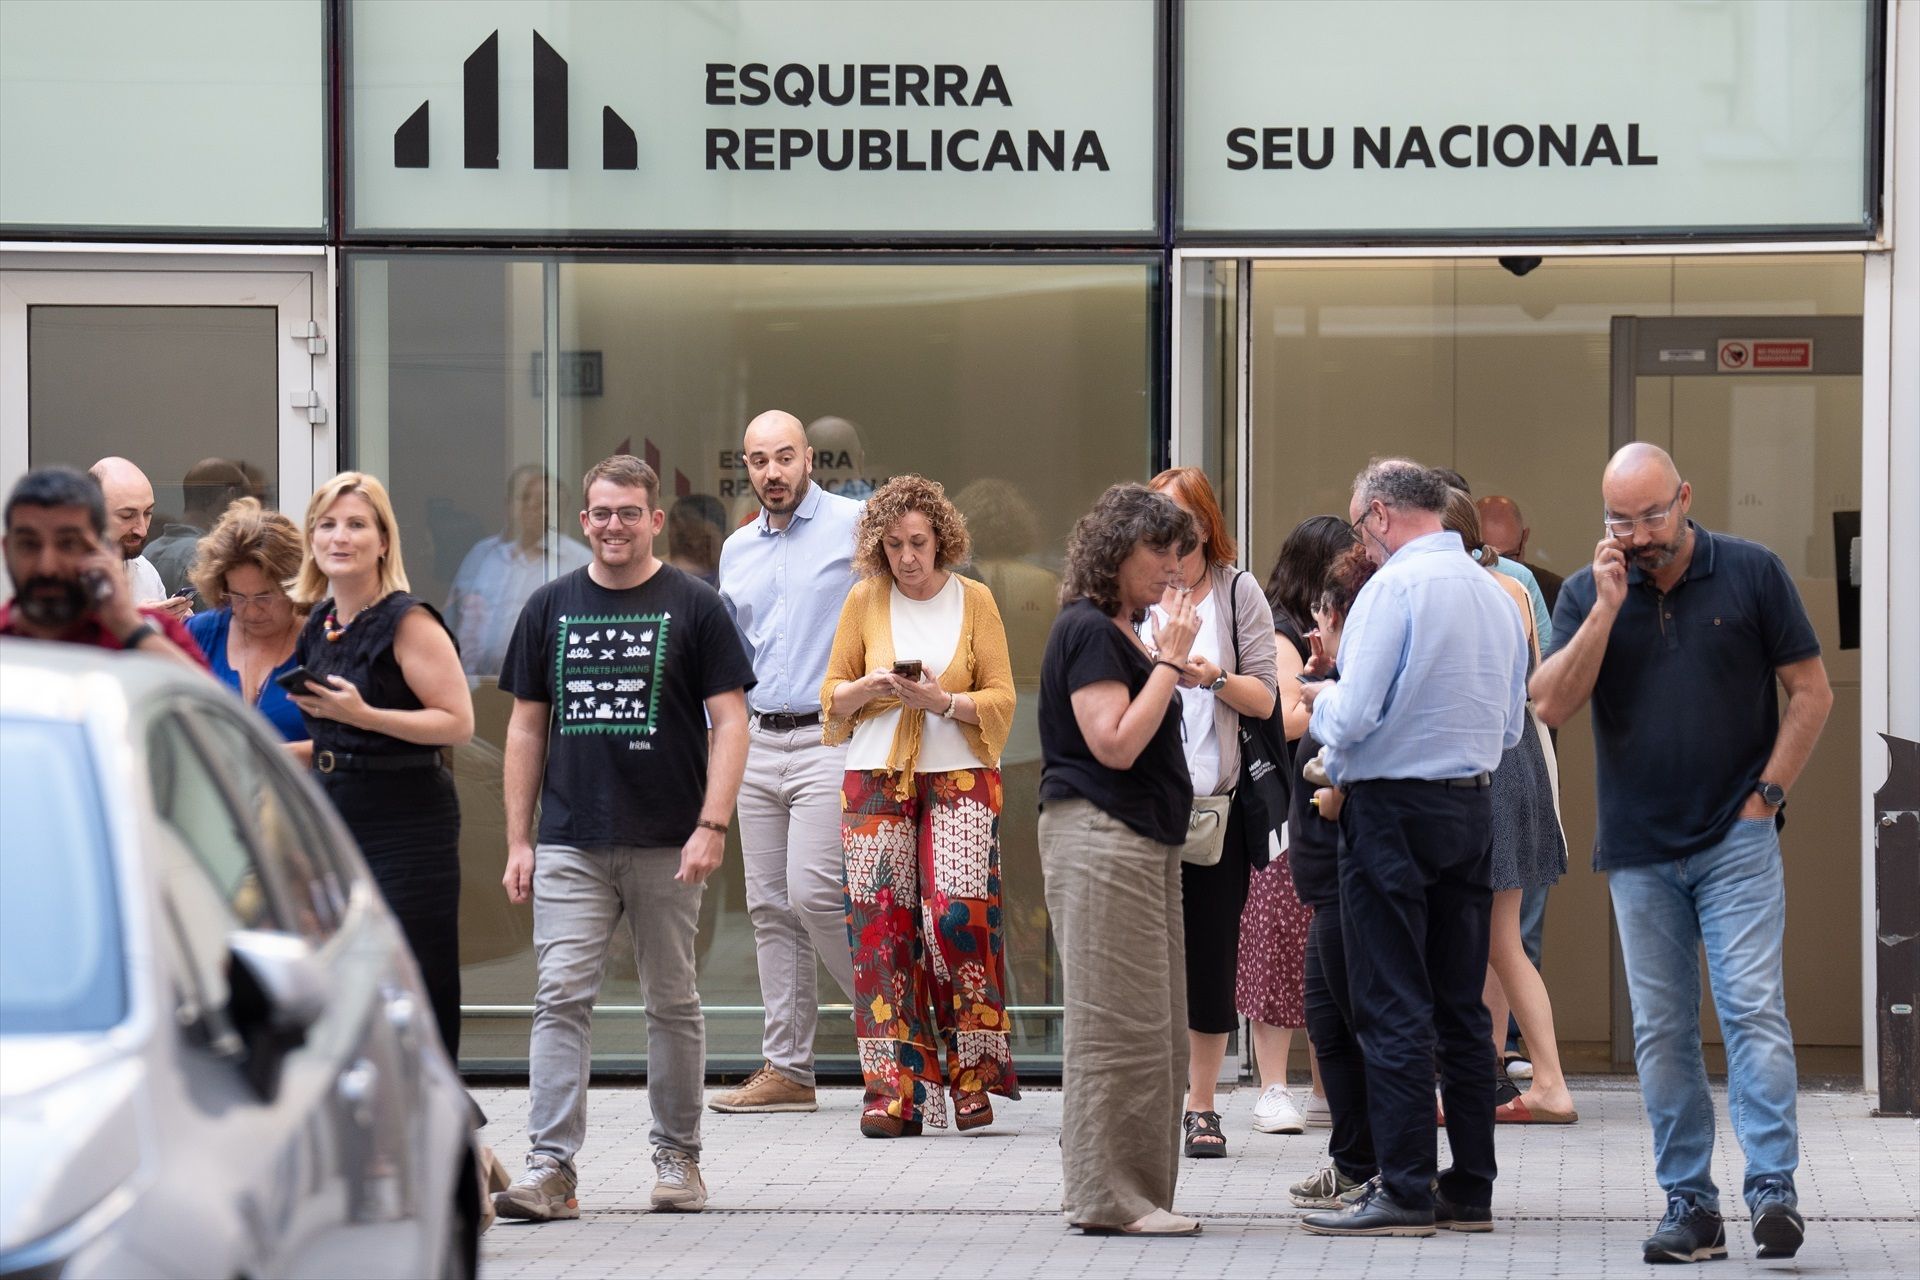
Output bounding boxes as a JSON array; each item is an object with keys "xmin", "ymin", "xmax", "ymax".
[{"xmin": 349, "ymin": 254, "xmax": 1156, "ymax": 1069}]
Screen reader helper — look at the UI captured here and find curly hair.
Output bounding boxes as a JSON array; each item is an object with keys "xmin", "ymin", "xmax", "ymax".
[
  {"xmin": 190, "ymin": 497, "xmax": 308, "ymax": 610},
  {"xmin": 1441, "ymin": 487, "xmax": 1500, "ymax": 567},
  {"xmin": 1317, "ymin": 544, "xmax": 1380, "ymax": 621},
  {"xmin": 1059, "ymin": 484, "xmax": 1196, "ymax": 616},
  {"xmin": 852, "ymin": 474, "xmax": 971, "ymax": 578}
]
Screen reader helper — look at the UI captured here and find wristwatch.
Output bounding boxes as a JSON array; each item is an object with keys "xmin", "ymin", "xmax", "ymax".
[
  {"xmin": 1208, "ymin": 672, "xmax": 1228, "ymax": 693},
  {"xmin": 116, "ymin": 620, "xmax": 159, "ymax": 650},
  {"xmin": 1755, "ymin": 780, "xmax": 1786, "ymax": 808}
]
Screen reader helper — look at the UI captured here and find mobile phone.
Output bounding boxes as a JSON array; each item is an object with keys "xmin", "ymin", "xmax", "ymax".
[
  {"xmin": 891, "ymin": 659, "xmax": 923, "ymax": 681},
  {"xmin": 170, "ymin": 584, "xmax": 197, "ymax": 599},
  {"xmin": 80, "ymin": 568, "xmax": 115, "ymax": 604},
  {"xmin": 1295, "ymin": 672, "xmax": 1318, "ymax": 685},
  {"xmin": 273, "ymin": 665, "xmax": 327, "ymax": 696}
]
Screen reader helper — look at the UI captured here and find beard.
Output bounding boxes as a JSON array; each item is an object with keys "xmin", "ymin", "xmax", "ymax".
[
  {"xmin": 14, "ymin": 575, "xmax": 91, "ymax": 629},
  {"xmin": 752, "ymin": 474, "xmax": 808, "ymax": 515},
  {"xmin": 1630, "ymin": 529, "xmax": 1687, "ymax": 571}
]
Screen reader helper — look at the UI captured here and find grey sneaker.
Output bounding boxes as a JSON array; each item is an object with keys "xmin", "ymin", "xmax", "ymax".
[
  {"xmin": 651, "ymin": 1146, "xmax": 708, "ymax": 1212},
  {"xmin": 1749, "ymin": 1177, "xmax": 1804, "ymax": 1259},
  {"xmin": 1289, "ymin": 1163, "xmax": 1369, "ymax": 1209},
  {"xmin": 493, "ymin": 1154, "xmax": 578, "ymax": 1222}
]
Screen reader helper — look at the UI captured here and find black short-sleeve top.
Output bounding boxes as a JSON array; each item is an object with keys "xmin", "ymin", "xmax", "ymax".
[
  {"xmin": 1037, "ymin": 597, "xmax": 1191, "ymax": 845},
  {"xmin": 294, "ymin": 592, "xmax": 452, "ymax": 757}
]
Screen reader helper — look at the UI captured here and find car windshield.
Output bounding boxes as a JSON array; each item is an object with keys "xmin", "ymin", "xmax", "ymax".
[{"xmin": 0, "ymin": 717, "xmax": 127, "ymax": 1035}]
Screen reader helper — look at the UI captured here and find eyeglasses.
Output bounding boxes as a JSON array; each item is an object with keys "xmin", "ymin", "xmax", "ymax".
[
  {"xmin": 585, "ymin": 506, "xmax": 648, "ymax": 527},
  {"xmin": 228, "ymin": 590, "xmax": 283, "ymax": 610},
  {"xmin": 1602, "ymin": 484, "xmax": 1684, "ymax": 539}
]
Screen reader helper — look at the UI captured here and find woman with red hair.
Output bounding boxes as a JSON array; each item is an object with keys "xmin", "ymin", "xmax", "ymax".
[{"xmin": 1144, "ymin": 468, "xmax": 1279, "ymax": 1160}]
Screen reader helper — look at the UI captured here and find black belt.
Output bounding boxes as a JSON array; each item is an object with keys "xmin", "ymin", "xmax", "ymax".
[
  {"xmin": 312, "ymin": 749, "xmax": 442, "ymax": 774},
  {"xmin": 1437, "ymin": 773, "xmax": 1493, "ymax": 789},
  {"xmin": 752, "ymin": 711, "xmax": 822, "ymax": 732}
]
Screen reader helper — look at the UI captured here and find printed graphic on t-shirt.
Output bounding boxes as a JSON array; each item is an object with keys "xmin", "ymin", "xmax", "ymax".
[{"xmin": 553, "ymin": 612, "xmax": 671, "ymax": 736}]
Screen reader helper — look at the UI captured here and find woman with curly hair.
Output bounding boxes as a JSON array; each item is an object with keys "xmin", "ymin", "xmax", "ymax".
[
  {"xmin": 1037, "ymin": 483, "xmax": 1201, "ymax": 1237},
  {"xmin": 184, "ymin": 497, "xmax": 311, "ymax": 741},
  {"xmin": 821, "ymin": 474, "xmax": 1021, "ymax": 1138}
]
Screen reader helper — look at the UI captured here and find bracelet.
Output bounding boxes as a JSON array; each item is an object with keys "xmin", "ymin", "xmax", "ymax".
[
  {"xmin": 695, "ymin": 819, "xmax": 729, "ymax": 836},
  {"xmin": 1153, "ymin": 659, "xmax": 1185, "ymax": 676},
  {"xmin": 942, "ymin": 692, "xmax": 958, "ymax": 720}
]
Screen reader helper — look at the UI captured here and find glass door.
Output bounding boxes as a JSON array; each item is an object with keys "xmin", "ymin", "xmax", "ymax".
[{"xmin": 0, "ymin": 265, "xmax": 329, "ymax": 593}]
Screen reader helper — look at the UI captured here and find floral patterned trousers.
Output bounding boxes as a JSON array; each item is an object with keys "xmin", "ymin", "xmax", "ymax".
[{"xmin": 841, "ymin": 768, "xmax": 1021, "ymax": 1127}]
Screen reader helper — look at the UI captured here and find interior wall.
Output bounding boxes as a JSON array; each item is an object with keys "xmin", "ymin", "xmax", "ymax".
[{"xmin": 1246, "ymin": 253, "xmax": 1864, "ymax": 1049}]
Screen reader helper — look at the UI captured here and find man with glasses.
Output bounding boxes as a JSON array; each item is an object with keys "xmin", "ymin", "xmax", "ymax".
[
  {"xmin": 709, "ymin": 409, "xmax": 864, "ymax": 1114},
  {"xmin": 494, "ymin": 454, "xmax": 754, "ymax": 1220},
  {"xmin": 1532, "ymin": 442, "xmax": 1832, "ymax": 1265},
  {"xmin": 1297, "ymin": 458, "xmax": 1528, "ymax": 1239}
]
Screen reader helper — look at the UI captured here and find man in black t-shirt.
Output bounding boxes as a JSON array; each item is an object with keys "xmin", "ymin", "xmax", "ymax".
[
  {"xmin": 1534, "ymin": 444, "xmax": 1832, "ymax": 1267},
  {"xmin": 491, "ymin": 456, "xmax": 753, "ymax": 1223}
]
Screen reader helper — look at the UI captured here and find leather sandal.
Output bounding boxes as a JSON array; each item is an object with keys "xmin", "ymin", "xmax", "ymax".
[
  {"xmin": 1074, "ymin": 1209, "xmax": 1202, "ymax": 1237},
  {"xmin": 859, "ymin": 1108, "xmax": 924, "ymax": 1138},
  {"xmin": 1182, "ymin": 1109, "xmax": 1227, "ymax": 1158},
  {"xmin": 1495, "ymin": 1096, "xmax": 1578, "ymax": 1125},
  {"xmin": 955, "ymin": 1092, "xmax": 993, "ymax": 1132}
]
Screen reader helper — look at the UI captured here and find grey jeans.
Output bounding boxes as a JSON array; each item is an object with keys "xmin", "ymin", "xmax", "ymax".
[
  {"xmin": 737, "ymin": 721, "xmax": 857, "ymax": 1085},
  {"xmin": 528, "ymin": 844, "xmax": 704, "ymax": 1172}
]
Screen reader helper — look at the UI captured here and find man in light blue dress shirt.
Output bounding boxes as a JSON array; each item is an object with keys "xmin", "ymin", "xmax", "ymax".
[
  {"xmin": 1298, "ymin": 459, "xmax": 1528, "ymax": 1240},
  {"xmin": 710, "ymin": 410, "xmax": 864, "ymax": 1115}
]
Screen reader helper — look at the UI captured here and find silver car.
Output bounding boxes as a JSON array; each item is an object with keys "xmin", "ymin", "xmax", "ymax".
[{"xmin": 0, "ymin": 640, "xmax": 480, "ymax": 1279}]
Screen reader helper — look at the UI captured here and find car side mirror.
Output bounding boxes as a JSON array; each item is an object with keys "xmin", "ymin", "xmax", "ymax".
[{"xmin": 226, "ymin": 930, "xmax": 328, "ymax": 1102}]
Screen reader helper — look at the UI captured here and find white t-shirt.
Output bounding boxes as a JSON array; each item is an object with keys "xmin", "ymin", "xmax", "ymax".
[
  {"xmin": 847, "ymin": 574, "xmax": 982, "ymax": 774},
  {"xmin": 125, "ymin": 555, "xmax": 166, "ymax": 604},
  {"xmin": 1150, "ymin": 588, "xmax": 1224, "ymax": 796}
]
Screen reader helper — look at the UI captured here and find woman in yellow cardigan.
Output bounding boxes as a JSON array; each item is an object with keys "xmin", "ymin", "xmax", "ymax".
[{"xmin": 821, "ymin": 474, "xmax": 1022, "ymax": 1138}]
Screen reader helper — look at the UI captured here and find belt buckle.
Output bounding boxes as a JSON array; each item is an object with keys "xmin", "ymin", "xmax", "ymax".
[{"xmin": 315, "ymin": 749, "xmax": 336, "ymax": 774}]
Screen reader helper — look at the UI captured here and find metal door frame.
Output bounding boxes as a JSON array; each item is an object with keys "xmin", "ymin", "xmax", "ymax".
[
  {"xmin": 0, "ymin": 245, "xmax": 337, "ymax": 564},
  {"xmin": 1604, "ymin": 313, "xmax": 1865, "ymax": 1070}
]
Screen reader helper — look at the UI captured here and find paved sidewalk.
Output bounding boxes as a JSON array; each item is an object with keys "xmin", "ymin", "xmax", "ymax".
[{"xmin": 476, "ymin": 1080, "xmax": 1918, "ymax": 1279}]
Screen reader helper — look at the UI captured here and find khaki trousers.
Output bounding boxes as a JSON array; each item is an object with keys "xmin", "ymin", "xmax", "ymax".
[{"xmin": 1038, "ymin": 796, "xmax": 1186, "ymax": 1226}]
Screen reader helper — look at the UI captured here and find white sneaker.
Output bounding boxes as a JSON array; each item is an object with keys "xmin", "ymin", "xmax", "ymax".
[
  {"xmin": 1303, "ymin": 1091, "xmax": 1332, "ymax": 1128},
  {"xmin": 1251, "ymin": 1084, "xmax": 1306, "ymax": 1134}
]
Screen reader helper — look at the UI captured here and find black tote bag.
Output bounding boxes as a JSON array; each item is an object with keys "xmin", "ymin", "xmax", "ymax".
[{"xmin": 1229, "ymin": 572, "xmax": 1293, "ymax": 870}]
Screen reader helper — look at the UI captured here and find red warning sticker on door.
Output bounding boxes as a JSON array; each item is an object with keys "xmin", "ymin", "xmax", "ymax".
[{"xmin": 1716, "ymin": 339, "xmax": 1814, "ymax": 373}]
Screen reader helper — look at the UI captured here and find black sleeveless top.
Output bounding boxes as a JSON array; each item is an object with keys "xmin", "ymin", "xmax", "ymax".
[{"xmin": 294, "ymin": 592, "xmax": 453, "ymax": 756}]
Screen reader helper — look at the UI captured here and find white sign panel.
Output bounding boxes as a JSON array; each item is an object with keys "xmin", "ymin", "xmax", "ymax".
[
  {"xmin": 348, "ymin": 0, "xmax": 1158, "ymax": 237},
  {"xmin": 1180, "ymin": 0, "xmax": 1874, "ymax": 237}
]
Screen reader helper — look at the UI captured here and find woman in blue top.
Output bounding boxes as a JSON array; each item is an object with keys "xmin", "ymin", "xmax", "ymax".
[{"xmin": 184, "ymin": 498, "xmax": 310, "ymax": 742}]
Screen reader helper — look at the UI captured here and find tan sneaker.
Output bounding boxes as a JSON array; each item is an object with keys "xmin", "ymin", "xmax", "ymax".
[
  {"xmin": 493, "ymin": 1154, "xmax": 578, "ymax": 1222},
  {"xmin": 650, "ymin": 1147, "xmax": 708, "ymax": 1212},
  {"xmin": 707, "ymin": 1063, "xmax": 818, "ymax": 1113}
]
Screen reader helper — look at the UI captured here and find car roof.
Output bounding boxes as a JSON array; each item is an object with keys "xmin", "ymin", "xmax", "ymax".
[{"xmin": 0, "ymin": 636, "xmax": 207, "ymax": 723}]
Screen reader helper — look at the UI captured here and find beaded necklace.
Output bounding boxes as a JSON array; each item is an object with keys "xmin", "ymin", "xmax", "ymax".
[{"xmin": 323, "ymin": 593, "xmax": 386, "ymax": 643}]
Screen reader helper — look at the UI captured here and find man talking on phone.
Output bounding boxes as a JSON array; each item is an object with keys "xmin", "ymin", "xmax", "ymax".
[
  {"xmin": 1, "ymin": 466, "xmax": 205, "ymax": 669},
  {"xmin": 1531, "ymin": 443, "xmax": 1830, "ymax": 1265}
]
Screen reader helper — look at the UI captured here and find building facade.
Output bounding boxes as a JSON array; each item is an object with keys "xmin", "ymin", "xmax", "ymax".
[{"xmin": 3, "ymin": 0, "xmax": 1913, "ymax": 1105}]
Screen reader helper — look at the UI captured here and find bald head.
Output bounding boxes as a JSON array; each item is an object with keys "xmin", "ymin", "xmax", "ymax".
[
  {"xmin": 740, "ymin": 409, "xmax": 813, "ymax": 523},
  {"xmin": 88, "ymin": 457, "xmax": 155, "ymax": 558},
  {"xmin": 1477, "ymin": 495, "xmax": 1527, "ymax": 559},
  {"xmin": 1602, "ymin": 442, "xmax": 1692, "ymax": 573},
  {"xmin": 742, "ymin": 409, "xmax": 807, "ymax": 455}
]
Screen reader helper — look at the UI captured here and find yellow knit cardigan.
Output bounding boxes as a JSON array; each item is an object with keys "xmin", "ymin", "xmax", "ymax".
[{"xmin": 819, "ymin": 573, "xmax": 1016, "ymax": 795}]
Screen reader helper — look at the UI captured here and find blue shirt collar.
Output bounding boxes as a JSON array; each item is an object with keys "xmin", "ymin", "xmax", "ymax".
[
  {"xmin": 1385, "ymin": 529, "xmax": 1461, "ymax": 565},
  {"xmin": 755, "ymin": 478, "xmax": 824, "ymax": 536},
  {"xmin": 1626, "ymin": 521, "xmax": 1715, "ymax": 585}
]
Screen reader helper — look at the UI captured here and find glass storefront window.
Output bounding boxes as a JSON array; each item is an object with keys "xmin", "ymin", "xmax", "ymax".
[{"xmin": 347, "ymin": 253, "xmax": 1159, "ymax": 1070}]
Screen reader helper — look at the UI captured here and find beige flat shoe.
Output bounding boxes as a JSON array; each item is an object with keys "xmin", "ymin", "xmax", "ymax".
[{"xmin": 1074, "ymin": 1208, "xmax": 1201, "ymax": 1236}]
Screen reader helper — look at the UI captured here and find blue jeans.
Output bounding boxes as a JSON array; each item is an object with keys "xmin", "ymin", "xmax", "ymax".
[{"xmin": 1608, "ymin": 818, "xmax": 1798, "ymax": 1214}]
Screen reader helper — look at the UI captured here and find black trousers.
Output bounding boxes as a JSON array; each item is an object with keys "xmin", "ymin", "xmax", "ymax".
[
  {"xmin": 1304, "ymin": 904, "xmax": 1376, "ymax": 1183},
  {"xmin": 1338, "ymin": 779, "xmax": 1496, "ymax": 1212},
  {"xmin": 318, "ymin": 765, "xmax": 464, "ymax": 1058},
  {"xmin": 1181, "ymin": 789, "xmax": 1252, "ymax": 1034}
]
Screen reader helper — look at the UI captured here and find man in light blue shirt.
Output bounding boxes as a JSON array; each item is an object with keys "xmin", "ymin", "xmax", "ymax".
[
  {"xmin": 710, "ymin": 410, "xmax": 863, "ymax": 1115},
  {"xmin": 1299, "ymin": 459, "xmax": 1527, "ymax": 1240}
]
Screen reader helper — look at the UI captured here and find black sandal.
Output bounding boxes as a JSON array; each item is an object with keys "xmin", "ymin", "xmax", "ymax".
[{"xmin": 1183, "ymin": 1109, "xmax": 1227, "ymax": 1159}]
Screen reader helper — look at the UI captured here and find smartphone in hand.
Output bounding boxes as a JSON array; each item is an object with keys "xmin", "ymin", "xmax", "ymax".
[
  {"xmin": 273, "ymin": 665, "xmax": 326, "ymax": 696},
  {"xmin": 892, "ymin": 658, "xmax": 923, "ymax": 681}
]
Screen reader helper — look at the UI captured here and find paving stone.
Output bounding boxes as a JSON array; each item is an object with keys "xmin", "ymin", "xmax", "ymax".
[{"xmin": 475, "ymin": 1080, "xmax": 1919, "ymax": 1279}]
